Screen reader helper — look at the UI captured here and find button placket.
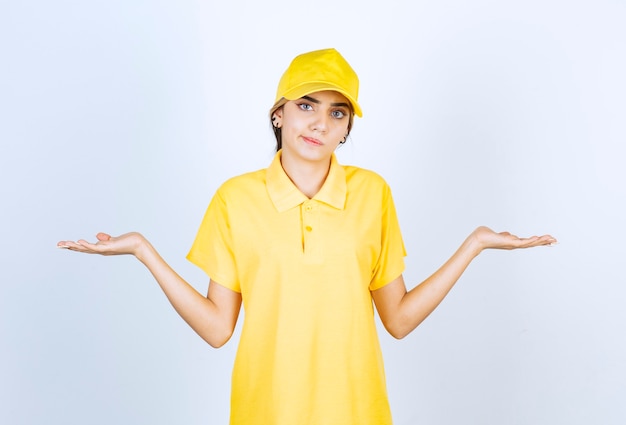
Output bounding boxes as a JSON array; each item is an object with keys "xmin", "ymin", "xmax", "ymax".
[
  {"xmin": 303, "ymin": 202, "xmax": 315, "ymax": 232},
  {"xmin": 301, "ymin": 201, "xmax": 321, "ymax": 262}
]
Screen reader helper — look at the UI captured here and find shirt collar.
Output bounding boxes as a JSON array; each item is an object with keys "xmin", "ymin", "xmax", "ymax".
[{"xmin": 266, "ymin": 151, "xmax": 347, "ymax": 212}]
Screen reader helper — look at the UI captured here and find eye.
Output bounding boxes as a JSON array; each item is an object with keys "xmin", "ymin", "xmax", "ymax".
[
  {"xmin": 331, "ymin": 110, "xmax": 346, "ymax": 119},
  {"xmin": 298, "ymin": 103, "xmax": 313, "ymax": 111}
]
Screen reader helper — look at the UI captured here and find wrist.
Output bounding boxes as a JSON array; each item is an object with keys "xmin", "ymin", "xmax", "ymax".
[
  {"xmin": 465, "ymin": 229, "xmax": 485, "ymax": 258},
  {"xmin": 133, "ymin": 233, "xmax": 152, "ymax": 262}
]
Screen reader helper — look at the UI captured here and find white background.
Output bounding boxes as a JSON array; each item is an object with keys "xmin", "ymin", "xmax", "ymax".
[{"xmin": 1, "ymin": 1, "xmax": 624, "ymax": 424}]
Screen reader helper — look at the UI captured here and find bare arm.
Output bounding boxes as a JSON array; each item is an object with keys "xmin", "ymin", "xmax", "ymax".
[
  {"xmin": 371, "ymin": 226, "xmax": 556, "ymax": 339},
  {"xmin": 58, "ymin": 232, "xmax": 241, "ymax": 348}
]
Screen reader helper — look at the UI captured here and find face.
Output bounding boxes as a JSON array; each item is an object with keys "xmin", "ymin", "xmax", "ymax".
[{"xmin": 274, "ymin": 90, "xmax": 351, "ymax": 165}]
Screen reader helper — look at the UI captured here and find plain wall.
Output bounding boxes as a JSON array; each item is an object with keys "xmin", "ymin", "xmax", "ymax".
[{"xmin": 1, "ymin": 1, "xmax": 624, "ymax": 424}]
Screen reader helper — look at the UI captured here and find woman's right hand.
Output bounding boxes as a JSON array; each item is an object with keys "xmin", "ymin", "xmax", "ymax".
[{"xmin": 57, "ymin": 232, "xmax": 147, "ymax": 257}]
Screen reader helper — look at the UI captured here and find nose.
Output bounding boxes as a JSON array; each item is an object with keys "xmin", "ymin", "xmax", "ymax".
[{"xmin": 310, "ymin": 111, "xmax": 329, "ymax": 133}]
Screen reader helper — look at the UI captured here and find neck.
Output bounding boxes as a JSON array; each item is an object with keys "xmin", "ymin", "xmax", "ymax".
[{"xmin": 280, "ymin": 153, "xmax": 331, "ymax": 199}]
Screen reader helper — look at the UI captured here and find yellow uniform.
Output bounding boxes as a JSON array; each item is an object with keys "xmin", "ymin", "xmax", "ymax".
[{"xmin": 187, "ymin": 151, "xmax": 406, "ymax": 424}]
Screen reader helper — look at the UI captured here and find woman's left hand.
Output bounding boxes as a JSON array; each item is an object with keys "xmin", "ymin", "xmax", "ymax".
[{"xmin": 472, "ymin": 226, "xmax": 557, "ymax": 251}]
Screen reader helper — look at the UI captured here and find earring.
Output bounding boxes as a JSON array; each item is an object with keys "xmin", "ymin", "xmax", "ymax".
[
  {"xmin": 339, "ymin": 135, "xmax": 347, "ymax": 144},
  {"xmin": 272, "ymin": 116, "xmax": 280, "ymax": 128}
]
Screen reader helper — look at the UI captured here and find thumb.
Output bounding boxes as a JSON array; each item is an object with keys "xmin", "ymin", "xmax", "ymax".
[{"xmin": 96, "ymin": 232, "xmax": 112, "ymax": 241}]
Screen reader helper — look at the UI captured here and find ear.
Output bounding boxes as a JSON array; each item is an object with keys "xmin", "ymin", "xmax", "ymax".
[
  {"xmin": 273, "ymin": 107, "xmax": 284, "ymax": 120},
  {"xmin": 272, "ymin": 107, "xmax": 284, "ymax": 128}
]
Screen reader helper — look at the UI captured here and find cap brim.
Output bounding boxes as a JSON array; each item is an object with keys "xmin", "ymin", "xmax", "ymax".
[{"xmin": 280, "ymin": 82, "xmax": 362, "ymax": 117}]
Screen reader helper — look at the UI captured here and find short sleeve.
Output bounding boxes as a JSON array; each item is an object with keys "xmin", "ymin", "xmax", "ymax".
[
  {"xmin": 186, "ymin": 188, "xmax": 241, "ymax": 292},
  {"xmin": 368, "ymin": 184, "xmax": 407, "ymax": 291}
]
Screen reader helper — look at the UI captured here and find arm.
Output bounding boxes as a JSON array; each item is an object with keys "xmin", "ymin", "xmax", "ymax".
[
  {"xmin": 58, "ymin": 232, "xmax": 241, "ymax": 348},
  {"xmin": 371, "ymin": 226, "xmax": 556, "ymax": 339}
]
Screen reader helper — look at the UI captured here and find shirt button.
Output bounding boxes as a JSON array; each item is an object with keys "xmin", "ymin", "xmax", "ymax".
[
  {"xmin": 305, "ymin": 206, "xmax": 313, "ymax": 211},
  {"xmin": 305, "ymin": 226, "xmax": 312, "ymax": 232}
]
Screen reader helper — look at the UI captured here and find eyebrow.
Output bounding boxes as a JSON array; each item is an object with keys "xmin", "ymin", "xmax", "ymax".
[{"xmin": 301, "ymin": 95, "xmax": 350, "ymax": 109}]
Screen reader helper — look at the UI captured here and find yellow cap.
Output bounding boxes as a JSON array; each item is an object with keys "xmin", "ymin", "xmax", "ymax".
[{"xmin": 274, "ymin": 48, "xmax": 362, "ymax": 117}]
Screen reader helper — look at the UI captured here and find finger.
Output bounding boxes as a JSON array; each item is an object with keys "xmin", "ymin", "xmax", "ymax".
[
  {"xmin": 539, "ymin": 235, "xmax": 558, "ymax": 246},
  {"xmin": 57, "ymin": 240, "xmax": 82, "ymax": 248},
  {"xmin": 75, "ymin": 239, "xmax": 108, "ymax": 253},
  {"xmin": 520, "ymin": 236, "xmax": 539, "ymax": 242},
  {"xmin": 57, "ymin": 240, "xmax": 96, "ymax": 253},
  {"xmin": 96, "ymin": 232, "xmax": 111, "ymax": 241},
  {"xmin": 501, "ymin": 235, "xmax": 537, "ymax": 249},
  {"xmin": 523, "ymin": 235, "xmax": 556, "ymax": 247}
]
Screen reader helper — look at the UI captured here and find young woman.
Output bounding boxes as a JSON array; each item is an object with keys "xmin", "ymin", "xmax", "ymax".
[{"xmin": 58, "ymin": 48, "xmax": 556, "ymax": 424}]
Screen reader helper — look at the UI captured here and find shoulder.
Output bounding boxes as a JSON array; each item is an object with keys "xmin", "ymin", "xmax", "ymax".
[
  {"xmin": 340, "ymin": 165, "xmax": 397, "ymax": 210},
  {"xmin": 216, "ymin": 168, "xmax": 266, "ymax": 196},
  {"xmin": 206, "ymin": 169, "xmax": 268, "ymax": 212},
  {"xmin": 342, "ymin": 165, "xmax": 391, "ymax": 192}
]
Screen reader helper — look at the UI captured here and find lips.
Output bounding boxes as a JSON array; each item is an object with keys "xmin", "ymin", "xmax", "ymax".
[{"xmin": 302, "ymin": 136, "xmax": 323, "ymax": 146}]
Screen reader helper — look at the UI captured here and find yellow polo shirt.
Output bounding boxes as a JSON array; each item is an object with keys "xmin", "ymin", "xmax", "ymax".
[{"xmin": 187, "ymin": 151, "xmax": 406, "ymax": 425}]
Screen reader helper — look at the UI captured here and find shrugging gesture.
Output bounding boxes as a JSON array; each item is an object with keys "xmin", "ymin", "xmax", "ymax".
[{"xmin": 58, "ymin": 48, "xmax": 557, "ymax": 425}]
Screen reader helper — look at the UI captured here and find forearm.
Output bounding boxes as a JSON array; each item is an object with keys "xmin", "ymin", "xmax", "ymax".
[
  {"xmin": 395, "ymin": 234, "xmax": 483, "ymax": 337},
  {"xmin": 373, "ymin": 226, "xmax": 555, "ymax": 338},
  {"xmin": 135, "ymin": 241, "xmax": 232, "ymax": 347}
]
